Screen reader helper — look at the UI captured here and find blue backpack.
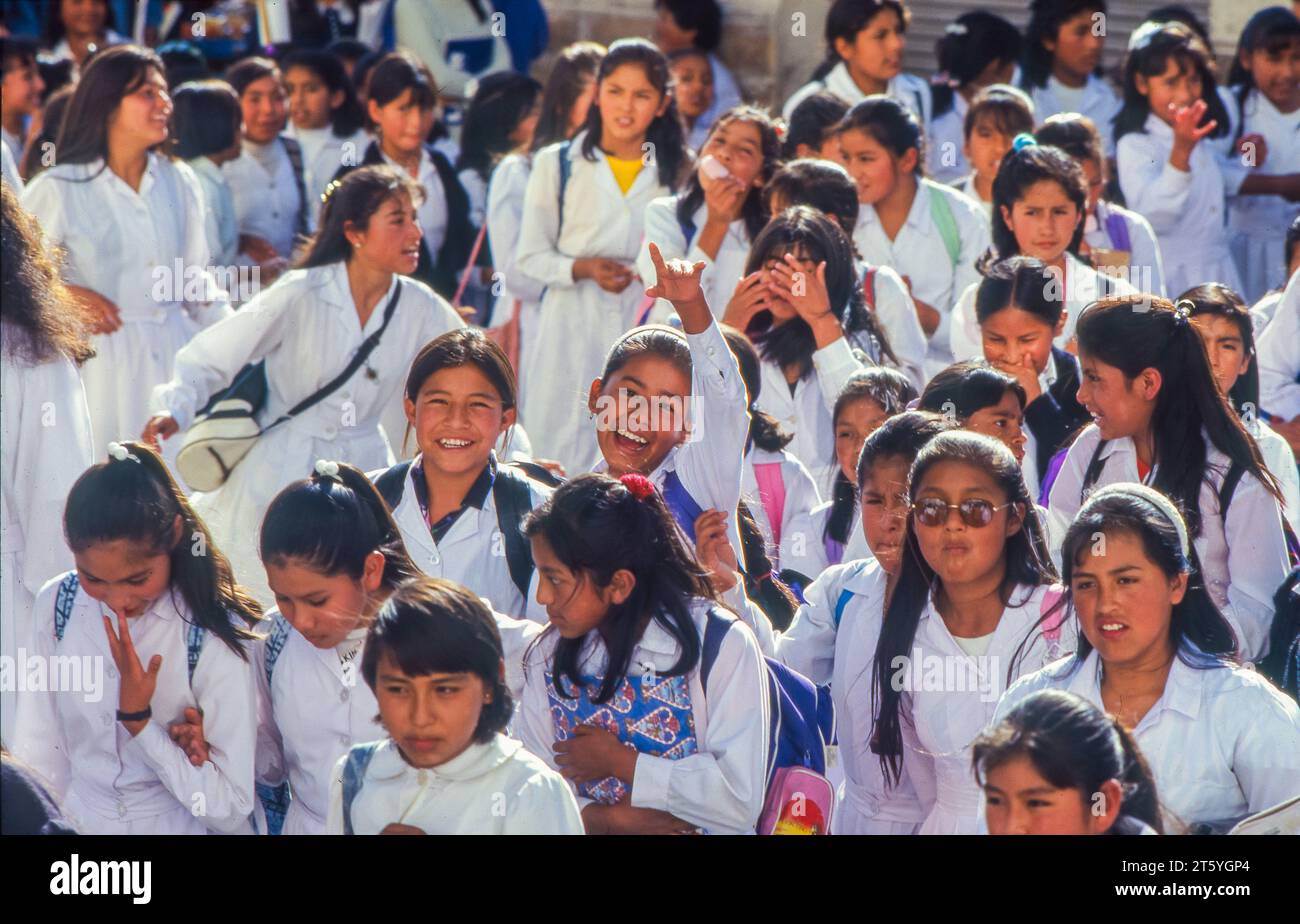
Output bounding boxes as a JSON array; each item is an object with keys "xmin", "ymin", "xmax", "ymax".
[
  {"xmin": 254, "ymin": 612, "xmax": 295, "ymax": 836},
  {"xmin": 339, "ymin": 741, "xmax": 383, "ymax": 835}
]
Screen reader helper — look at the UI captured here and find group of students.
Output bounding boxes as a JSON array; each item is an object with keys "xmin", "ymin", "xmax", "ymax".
[{"xmin": 2, "ymin": 0, "xmax": 1300, "ymax": 837}]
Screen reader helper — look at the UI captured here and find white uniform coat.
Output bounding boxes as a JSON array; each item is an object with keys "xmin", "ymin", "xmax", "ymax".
[
  {"xmin": 1083, "ymin": 199, "xmax": 1167, "ymax": 297},
  {"xmin": 151, "ymin": 263, "xmax": 464, "ymax": 602},
  {"xmin": 783, "ymin": 63, "xmax": 932, "ymax": 129},
  {"xmin": 781, "ymin": 497, "xmax": 871, "ymax": 586},
  {"xmin": 486, "ymin": 153, "xmax": 547, "ymax": 408},
  {"xmin": 859, "ymin": 260, "xmax": 927, "ymax": 392},
  {"xmin": 288, "ymin": 124, "xmax": 371, "ymax": 227},
  {"xmin": 1028, "ymin": 75, "xmax": 1123, "ymax": 158},
  {"xmin": 1228, "ymin": 90, "xmax": 1300, "ymax": 303},
  {"xmin": 222, "ymin": 137, "xmax": 306, "ymax": 261},
  {"xmin": 741, "ymin": 446, "xmax": 822, "ymax": 574},
  {"xmin": 1257, "ymin": 269, "xmax": 1300, "ymax": 420},
  {"xmin": 636, "ymin": 196, "xmax": 751, "ymax": 323},
  {"xmin": 514, "ymin": 131, "xmax": 672, "ymax": 473},
  {"xmin": 13, "ymin": 574, "xmax": 257, "ymax": 834},
  {"xmin": 926, "ymin": 94, "xmax": 970, "ymax": 185}
]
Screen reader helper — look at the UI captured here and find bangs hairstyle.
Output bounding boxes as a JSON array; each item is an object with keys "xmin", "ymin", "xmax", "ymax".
[
  {"xmin": 918, "ymin": 360, "xmax": 1027, "ymax": 419},
  {"xmin": 0, "ymin": 36, "xmax": 39, "ymax": 74},
  {"xmin": 64, "ymin": 442, "xmax": 262, "ymax": 658},
  {"xmin": 744, "ymin": 205, "xmax": 897, "ymax": 378},
  {"xmin": 933, "ymin": 13, "xmax": 1023, "ymax": 118},
  {"xmin": 365, "ymin": 51, "xmax": 438, "ymax": 130},
  {"xmin": 985, "ymin": 143, "xmax": 1088, "ymax": 266},
  {"xmin": 456, "ymin": 71, "xmax": 543, "ymax": 181},
  {"xmin": 54, "ymin": 45, "xmax": 168, "ymax": 171},
  {"xmin": 1033, "ymin": 112, "xmax": 1105, "ymax": 167},
  {"xmin": 170, "ymin": 79, "xmax": 240, "ymax": 160},
  {"xmin": 532, "ymin": 41, "xmax": 605, "ymax": 152},
  {"xmin": 1114, "ymin": 22, "xmax": 1228, "ymax": 144},
  {"xmin": 763, "ymin": 158, "xmax": 859, "ymax": 239},
  {"xmin": 781, "ymin": 90, "xmax": 849, "ymax": 160},
  {"xmin": 259, "ymin": 462, "xmax": 419, "ymax": 588},
  {"xmin": 360, "ymin": 578, "xmax": 513, "ymax": 744},
  {"xmin": 813, "ymin": 0, "xmax": 909, "ymax": 81},
  {"xmin": 837, "ymin": 94, "xmax": 925, "ymax": 176},
  {"xmin": 855, "ymin": 409, "xmax": 958, "ymax": 488},
  {"xmin": 963, "ymin": 85, "xmax": 1035, "ymax": 142},
  {"xmin": 224, "ymin": 55, "xmax": 280, "ymax": 97},
  {"xmin": 971, "ymin": 689, "xmax": 1165, "ymax": 834},
  {"xmin": 975, "ymin": 255, "xmax": 1067, "ymax": 327},
  {"xmin": 721, "ymin": 325, "xmax": 793, "ymax": 453},
  {"xmin": 579, "ymin": 38, "xmax": 688, "ymax": 190},
  {"xmin": 281, "ymin": 48, "xmax": 367, "ymax": 139},
  {"xmin": 1226, "ymin": 7, "xmax": 1300, "ymax": 131},
  {"xmin": 297, "ymin": 164, "xmax": 423, "ymax": 269},
  {"xmin": 1075, "ymin": 295, "xmax": 1282, "ymax": 536},
  {"xmin": 1179, "ymin": 283, "xmax": 1258, "ymax": 410},
  {"xmin": 872, "ymin": 430, "xmax": 1057, "ymax": 782},
  {"xmin": 403, "ymin": 328, "xmax": 518, "ymax": 454},
  {"xmin": 677, "ymin": 106, "xmax": 782, "ymax": 241},
  {"xmin": 1022, "ymin": 0, "xmax": 1107, "ymax": 89},
  {"xmin": 523, "ymin": 474, "xmax": 719, "ymax": 705},
  {"xmin": 1058, "ymin": 489, "xmax": 1238, "ymax": 664}
]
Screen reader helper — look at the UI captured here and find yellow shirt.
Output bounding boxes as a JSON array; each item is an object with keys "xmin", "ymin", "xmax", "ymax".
[{"xmin": 606, "ymin": 154, "xmax": 644, "ymax": 195}]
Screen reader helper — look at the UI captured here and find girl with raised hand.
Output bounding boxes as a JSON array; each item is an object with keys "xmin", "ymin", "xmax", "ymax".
[{"xmin": 997, "ymin": 484, "xmax": 1300, "ymax": 833}]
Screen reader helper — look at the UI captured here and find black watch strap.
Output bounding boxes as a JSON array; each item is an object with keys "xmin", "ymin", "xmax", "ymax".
[{"xmin": 116, "ymin": 706, "xmax": 152, "ymax": 722}]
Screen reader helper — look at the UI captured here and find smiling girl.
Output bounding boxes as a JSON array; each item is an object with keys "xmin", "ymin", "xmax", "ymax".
[
  {"xmin": 282, "ymin": 49, "xmax": 369, "ymax": 228},
  {"xmin": 327, "ymin": 577, "xmax": 582, "ymax": 835},
  {"xmin": 998, "ymin": 484, "xmax": 1300, "ymax": 833},
  {"xmin": 144, "ymin": 166, "xmax": 464, "ymax": 603}
]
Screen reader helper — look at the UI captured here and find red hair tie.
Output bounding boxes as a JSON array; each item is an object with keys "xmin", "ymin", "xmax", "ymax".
[{"xmin": 619, "ymin": 473, "xmax": 656, "ymax": 502}]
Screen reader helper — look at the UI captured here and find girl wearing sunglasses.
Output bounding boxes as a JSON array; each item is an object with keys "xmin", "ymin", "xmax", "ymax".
[{"xmin": 871, "ymin": 429, "xmax": 1071, "ymax": 834}]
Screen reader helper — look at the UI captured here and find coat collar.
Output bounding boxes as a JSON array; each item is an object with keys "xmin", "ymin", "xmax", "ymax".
[
  {"xmin": 366, "ymin": 734, "xmax": 522, "ymax": 782},
  {"xmin": 1069, "ymin": 646, "xmax": 1211, "ymax": 723}
]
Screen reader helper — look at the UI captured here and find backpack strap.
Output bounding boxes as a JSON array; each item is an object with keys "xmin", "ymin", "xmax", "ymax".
[
  {"xmin": 679, "ymin": 214, "xmax": 698, "ymax": 249},
  {"xmin": 186, "ymin": 621, "xmax": 206, "ymax": 685},
  {"xmin": 1103, "ymin": 209, "xmax": 1132, "ymax": 253},
  {"xmin": 823, "ymin": 535, "xmax": 845, "ymax": 568},
  {"xmin": 53, "ymin": 572, "xmax": 80, "ymax": 642},
  {"xmin": 1217, "ymin": 460, "xmax": 1246, "ymax": 515},
  {"xmin": 491, "ymin": 462, "xmax": 538, "ymax": 603},
  {"xmin": 341, "ymin": 741, "xmax": 383, "ymax": 836},
  {"xmin": 700, "ymin": 607, "xmax": 734, "ymax": 697},
  {"xmin": 861, "ymin": 266, "xmax": 876, "ymax": 312},
  {"xmin": 926, "ymin": 182, "xmax": 961, "ymax": 266},
  {"xmin": 374, "ymin": 460, "xmax": 414, "ymax": 512},
  {"xmin": 556, "ymin": 139, "xmax": 573, "ymax": 239},
  {"xmin": 1039, "ymin": 585, "xmax": 1067, "ymax": 645},
  {"xmin": 280, "ymin": 135, "xmax": 311, "ymax": 238},
  {"xmin": 1080, "ymin": 438, "xmax": 1109, "ymax": 503},
  {"xmin": 264, "ymin": 610, "xmax": 293, "ymax": 688},
  {"xmin": 751, "ymin": 461, "xmax": 788, "ymax": 550},
  {"xmin": 831, "ymin": 559, "xmax": 872, "ymax": 629},
  {"xmin": 661, "ymin": 469, "xmax": 705, "ymax": 544}
]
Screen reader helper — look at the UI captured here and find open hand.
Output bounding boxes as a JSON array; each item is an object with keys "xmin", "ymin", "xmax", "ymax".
[{"xmin": 644, "ymin": 241, "xmax": 711, "ymax": 333}]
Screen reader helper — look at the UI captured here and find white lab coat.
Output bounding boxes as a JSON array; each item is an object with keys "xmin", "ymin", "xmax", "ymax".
[
  {"xmin": 860, "ymin": 260, "xmax": 927, "ymax": 392},
  {"xmin": 486, "ymin": 153, "xmax": 547, "ymax": 408},
  {"xmin": 518, "ymin": 600, "xmax": 771, "ymax": 834},
  {"xmin": 636, "ymin": 196, "xmax": 751, "ymax": 323},
  {"xmin": 22, "ymin": 154, "xmax": 232, "ymax": 455},
  {"xmin": 1250, "ymin": 416, "xmax": 1300, "ymax": 535},
  {"xmin": 12, "ymin": 573, "xmax": 258, "ymax": 834},
  {"xmin": 1228, "ymin": 90, "xmax": 1300, "ymax": 303},
  {"xmin": 288, "ymin": 124, "xmax": 370, "ymax": 227},
  {"xmin": 1, "ymin": 137, "xmax": 22, "ymax": 191},
  {"xmin": 0, "ymin": 337, "xmax": 95, "ymax": 743},
  {"xmin": 853, "ymin": 178, "xmax": 991, "ymax": 377},
  {"xmin": 997, "ymin": 647, "xmax": 1300, "ymax": 833},
  {"xmin": 781, "ymin": 496, "xmax": 872, "ymax": 586},
  {"xmin": 382, "ymin": 456, "xmax": 552, "ymax": 623},
  {"xmin": 1045, "ymin": 424, "xmax": 1291, "ymax": 662},
  {"xmin": 223, "ymin": 137, "xmax": 307, "ymax": 261},
  {"xmin": 514, "ymin": 131, "xmax": 671, "ymax": 473},
  {"xmin": 741, "ymin": 446, "xmax": 822, "ymax": 573},
  {"xmin": 1028, "ymin": 74, "xmax": 1122, "ymax": 158},
  {"xmin": 187, "ymin": 156, "xmax": 240, "ymax": 267},
  {"xmin": 949, "ymin": 253, "xmax": 1138, "ymax": 362},
  {"xmin": 1117, "ymin": 114, "xmax": 1243, "ymax": 298},
  {"xmin": 903, "ymin": 583, "xmax": 1073, "ymax": 834},
  {"xmin": 326, "ymin": 733, "xmax": 584, "ymax": 834},
  {"xmin": 926, "ymin": 94, "xmax": 970, "ymax": 185},
  {"xmin": 1257, "ymin": 270, "xmax": 1300, "ymax": 420},
  {"xmin": 151, "ymin": 263, "xmax": 464, "ymax": 602},
  {"xmin": 783, "ymin": 63, "xmax": 932, "ymax": 129},
  {"xmin": 377, "ymin": 145, "xmax": 449, "ymax": 263},
  {"xmin": 1083, "ymin": 199, "xmax": 1167, "ymax": 298}
]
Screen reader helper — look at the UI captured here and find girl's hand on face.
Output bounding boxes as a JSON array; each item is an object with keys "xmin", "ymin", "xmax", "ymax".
[
  {"xmin": 168, "ymin": 707, "xmax": 209, "ymax": 766},
  {"xmin": 553, "ymin": 724, "xmax": 638, "ymax": 785},
  {"xmin": 103, "ymin": 612, "xmax": 161, "ymax": 736},
  {"xmin": 379, "ymin": 823, "xmax": 428, "ymax": 835},
  {"xmin": 767, "ymin": 253, "xmax": 832, "ymax": 324},
  {"xmin": 701, "ymin": 169, "xmax": 748, "ymax": 226},
  {"xmin": 693, "ymin": 508, "xmax": 740, "ymax": 594},
  {"xmin": 721, "ymin": 271, "xmax": 772, "ymax": 331},
  {"xmin": 643, "ymin": 241, "xmax": 711, "ymax": 332},
  {"xmin": 992, "ymin": 355, "xmax": 1042, "ymax": 404}
]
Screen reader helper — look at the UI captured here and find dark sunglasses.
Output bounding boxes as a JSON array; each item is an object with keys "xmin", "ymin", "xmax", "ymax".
[{"xmin": 911, "ymin": 498, "xmax": 1016, "ymax": 528}]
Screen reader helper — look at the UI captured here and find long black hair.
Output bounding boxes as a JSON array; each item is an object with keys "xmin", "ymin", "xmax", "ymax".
[
  {"xmin": 972, "ymin": 689, "xmax": 1164, "ymax": 834},
  {"xmin": 531, "ymin": 41, "xmax": 605, "ymax": 153},
  {"xmin": 296, "ymin": 164, "xmax": 424, "ymax": 269},
  {"xmin": 282, "ymin": 48, "xmax": 367, "ymax": 139},
  {"xmin": 1179, "ymin": 283, "xmax": 1259, "ymax": 412},
  {"xmin": 1075, "ymin": 295, "xmax": 1282, "ymax": 537},
  {"xmin": 781, "ymin": 91, "xmax": 849, "ymax": 161},
  {"xmin": 53, "ymin": 45, "xmax": 168, "ymax": 175},
  {"xmin": 873, "ymin": 431, "xmax": 1057, "ymax": 783},
  {"xmin": 1114, "ymin": 21, "xmax": 1228, "ymax": 145},
  {"xmin": 579, "ymin": 38, "xmax": 688, "ymax": 191},
  {"xmin": 811, "ymin": 0, "xmax": 910, "ymax": 83},
  {"xmin": 932, "ymin": 12, "xmax": 1022, "ymax": 119},
  {"xmin": 763, "ymin": 159, "xmax": 860, "ymax": 242},
  {"xmin": 524, "ymin": 474, "xmax": 720, "ymax": 704},
  {"xmin": 1021, "ymin": 0, "xmax": 1107, "ymax": 91},
  {"xmin": 675, "ymin": 105, "xmax": 781, "ymax": 242},
  {"xmin": 64, "ymin": 442, "xmax": 262, "ymax": 658},
  {"xmin": 721, "ymin": 325, "xmax": 792, "ymax": 454},
  {"xmin": 456, "ymin": 71, "xmax": 543, "ymax": 182},
  {"xmin": 984, "ymin": 141, "xmax": 1088, "ymax": 267},
  {"xmin": 364, "ymin": 51, "xmax": 437, "ymax": 132},
  {"xmin": 170, "ymin": 79, "xmax": 240, "ymax": 161},
  {"xmin": 918, "ymin": 360, "xmax": 1027, "ymax": 420},
  {"xmin": 1226, "ymin": 7, "xmax": 1300, "ymax": 144},
  {"xmin": 836, "ymin": 94, "xmax": 925, "ymax": 177}
]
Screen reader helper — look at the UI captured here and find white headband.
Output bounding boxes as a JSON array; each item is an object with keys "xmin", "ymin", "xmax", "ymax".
[{"xmin": 1087, "ymin": 483, "xmax": 1190, "ymax": 559}]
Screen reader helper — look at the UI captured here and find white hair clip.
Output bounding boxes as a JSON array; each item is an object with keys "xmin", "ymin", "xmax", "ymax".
[
  {"xmin": 1127, "ymin": 21, "xmax": 1164, "ymax": 52},
  {"xmin": 106, "ymin": 441, "xmax": 139, "ymax": 463},
  {"xmin": 1173, "ymin": 299, "xmax": 1193, "ymax": 326},
  {"xmin": 314, "ymin": 459, "xmax": 341, "ymax": 478},
  {"xmin": 1089, "ymin": 483, "xmax": 1191, "ymax": 559},
  {"xmin": 945, "ymin": 23, "xmax": 968, "ymax": 37}
]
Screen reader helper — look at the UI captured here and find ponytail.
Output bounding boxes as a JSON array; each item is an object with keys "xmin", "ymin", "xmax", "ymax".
[{"xmin": 721, "ymin": 324, "xmax": 794, "ymax": 454}]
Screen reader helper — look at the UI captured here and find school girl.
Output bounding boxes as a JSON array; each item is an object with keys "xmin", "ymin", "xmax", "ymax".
[
  {"xmin": 951, "ymin": 86, "xmax": 1036, "ymax": 220},
  {"xmin": 487, "ymin": 42, "xmax": 604, "ymax": 407},
  {"xmin": 963, "ymin": 258, "xmax": 1094, "ymax": 502},
  {"xmin": 926, "ymin": 13, "xmax": 1022, "ymax": 184},
  {"xmin": 1020, "ymin": 0, "xmax": 1122, "ymax": 157},
  {"xmin": 869, "ymin": 430, "xmax": 1069, "ymax": 834},
  {"xmin": 783, "ymin": 0, "xmax": 932, "ymax": 131},
  {"xmin": 21, "ymin": 46, "xmax": 231, "ymax": 455},
  {"xmin": 838, "ymin": 97, "xmax": 990, "ymax": 377},
  {"xmin": 144, "ymin": 166, "xmax": 465, "ymax": 603},
  {"xmin": 44, "ymin": 0, "xmax": 126, "ymax": 68},
  {"xmin": 975, "ymin": 689, "xmax": 1163, "ymax": 835},
  {"xmin": 764, "ymin": 158, "xmax": 927, "ymax": 389},
  {"xmin": 334, "ymin": 51, "xmax": 474, "ymax": 301},
  {"xmin": 515, "ymin": 39, "xmax": 690, "ymax": 474},
  {"xmin": 371, "ymin": 329, "xmax": 550, "ymax": 623},
  {"xmin": 12, "ymin": 442, "xmax": 261, "ymax": 834},
  {"xmin": 0, "ymin": 37, "xmax": 43, "ymax": 170},
  {"xmin": 723, "ymin": 206, "xmax": 902, "ymax": 494},
  {"xmin": 1044, "ymin": 296, "xmax": 1292, "ymax": 663},
  {"xmin": 1226, "ymin": 8, "xmax": 1300, "ymax": 303},
  {"xmin": 636, "ymin": 105, "xmax": 781, "ymax": 322},
  {"xmin": 1257, "ymin": 269, "xmax": 1300, "ymax": 431},
  {"xmin": 327, "ymin": 577, "xmax": 583, "ymax": 835},
  {"xmin": 1034, "ymin": 113, "xmax": 1167, "ymax": 297},
  {"xmin": 171, "ymin": 80, "xmax": 242, "ymax": 267},
  {"xmin": 781, "ymin": 91, "xmax": 850, "ymax": 165},
  {"xmin": 518, "ymin": 474, "xmax": 770, "ymax": 835},
  {"xmin": 668, "ymin": 47, "xmax": 716, "ymax": 153},
  {"xmin": 998, "ymin": 485, "xmax": 1300, "ymax": 833},
  {"xmin": 949, "ymin": 138, "xmax": 1137, "ymax": 363},
  {"xmin": 222, "ymin": 57, "xmax": 312, "ymax": 275},
  {"xmin": 0, "ymin": 184, "xmax": 95, "ymax": 742},
  {"xmin": 282, "ymin": 49, "xmax": 370, "ymax": 228}
]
